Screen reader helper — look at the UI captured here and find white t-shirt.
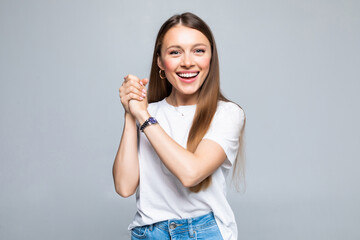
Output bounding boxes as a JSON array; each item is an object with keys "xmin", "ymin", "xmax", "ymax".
[{"xmin": 128, "ymin": 98, "xmax": 245, "ymax": 240}]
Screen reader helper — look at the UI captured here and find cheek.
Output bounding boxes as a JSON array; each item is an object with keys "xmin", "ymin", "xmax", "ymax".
[
  {"xmin": 162, "ymin": 59, "xmax": 178, "ymax": 71},
  {"xmin": 198, "ymin": 56, "xmax": 211, "ymax": 71}
]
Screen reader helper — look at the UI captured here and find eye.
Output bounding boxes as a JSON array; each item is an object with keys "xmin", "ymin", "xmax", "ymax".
[
  {"xmin": 195, "ymin": 49, "xmax": 205, "ymax": 54},
  {"xmin": 169, "ymin": 50, "xmax": 180, "ymax": 55}
]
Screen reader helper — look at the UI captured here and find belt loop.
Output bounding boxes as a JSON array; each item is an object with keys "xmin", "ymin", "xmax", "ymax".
[
  {"xmin": 149, "ymin": 224, "xmax": 153, "ymax": 231},
  {"xmin": 188, "ymin": 217, "xmax": 195, "ymax": 238}
]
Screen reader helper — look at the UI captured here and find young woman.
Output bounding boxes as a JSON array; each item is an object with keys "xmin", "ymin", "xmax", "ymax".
[{"xmin": 113, "ymin": 12, "xmax": 246, "ymax": 240}]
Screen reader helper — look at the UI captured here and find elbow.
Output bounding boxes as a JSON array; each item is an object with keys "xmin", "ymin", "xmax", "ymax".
[
  {"xmin": 112, "ymin": 166, "xmax": 139, "ymax": 198},
  {"xmin": 182, "ymin": 180, "xmax": 197, "ymax": 188},
  {"xmin": 114, "ymin": 184, "xmax": 136, "ymax": 198},
  {"xmin": 179, "ymin": 169, "xmax": 201, "ymax": 188}
]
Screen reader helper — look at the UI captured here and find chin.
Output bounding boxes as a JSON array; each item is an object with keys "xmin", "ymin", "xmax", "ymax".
[{"xmin": 177, "ymin": 85, "xmax": 202, "ymax": 96}]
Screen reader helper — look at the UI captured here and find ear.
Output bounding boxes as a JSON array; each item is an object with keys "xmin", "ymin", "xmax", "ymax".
[{"xmin": 157, "ymin": 54, "xmax": 164, "ymax": 70}]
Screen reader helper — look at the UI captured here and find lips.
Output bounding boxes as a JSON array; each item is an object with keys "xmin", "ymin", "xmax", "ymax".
[
  {"xmin": 177, "ymin": 72, "xmax": 199, "ymax": 78},
  {"xmin": 176, "ymin": 71, "xmax": 199, "ymax": 83}
]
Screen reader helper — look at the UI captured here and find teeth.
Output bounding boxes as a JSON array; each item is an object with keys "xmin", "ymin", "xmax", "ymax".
[{"xmin": 178, "ymin": 72, "xmax": 198, "ymax": 78}]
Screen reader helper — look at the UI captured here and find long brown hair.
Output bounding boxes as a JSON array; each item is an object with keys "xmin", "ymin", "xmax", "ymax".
[{"xmin": 147, "ymin": 12, "xmax": 246, "ymax": 193}]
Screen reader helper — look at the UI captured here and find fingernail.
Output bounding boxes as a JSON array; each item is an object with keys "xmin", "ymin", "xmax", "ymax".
[
  {"xmin": 140, "ymin": 81, "xmax": 144, "ymax": 86},
  {"xmin": 142, "ymin": 92, "xmax": 146, "ymax": 97},
  {"xmin": 139, "ymin": 96, "xmax": 143, "ymax": 100},
  {"xmin": 142, "ymin": 89, "xmax": 146, "ymax": 93}
]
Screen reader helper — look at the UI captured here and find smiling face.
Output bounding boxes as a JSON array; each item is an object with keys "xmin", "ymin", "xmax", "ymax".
[{"xmin": 157, "ymin": 25, "xmax": 212, "ymax": 105}]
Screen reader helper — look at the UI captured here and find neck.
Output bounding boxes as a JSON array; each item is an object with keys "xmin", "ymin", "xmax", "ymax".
[{"xmin": 167, "ymin": 90, "xmax": 198, "ymax": 106}]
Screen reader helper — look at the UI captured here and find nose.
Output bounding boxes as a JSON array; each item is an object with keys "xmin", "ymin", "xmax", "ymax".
[{"xmin": 181, "ymin": 52, "xmax": 194, "ymax": 68}]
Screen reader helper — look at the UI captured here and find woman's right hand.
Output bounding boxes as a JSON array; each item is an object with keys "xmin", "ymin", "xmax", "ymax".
[{"xmin": 119, "ymin": 74, "xmax": 147, "ymax": 114}]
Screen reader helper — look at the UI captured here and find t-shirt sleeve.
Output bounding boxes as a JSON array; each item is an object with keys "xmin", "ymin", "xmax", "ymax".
[{"xmin": 203, "ymin": 102, "xmax": 245, "ymax": 169}]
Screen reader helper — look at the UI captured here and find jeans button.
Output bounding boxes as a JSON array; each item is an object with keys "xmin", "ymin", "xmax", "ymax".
[{"xmin": 169, "ymin": 222, "xmax": 177, "ymax": 229}]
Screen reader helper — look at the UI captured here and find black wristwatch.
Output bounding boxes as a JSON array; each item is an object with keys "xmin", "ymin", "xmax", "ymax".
[{"xmin": 140, "ymin": 117, "xmax": 158, "ymax": 132}]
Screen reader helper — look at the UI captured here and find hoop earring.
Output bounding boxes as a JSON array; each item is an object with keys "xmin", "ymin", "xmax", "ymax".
[{"xmin": 159, "ymin": 69, "xmax": 166, "ymax": 79}]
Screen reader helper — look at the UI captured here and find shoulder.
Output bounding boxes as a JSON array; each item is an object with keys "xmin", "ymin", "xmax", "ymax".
[
  {"xmin": 203, "ymin": 101, "xmax": 245, "ymax": 164},
  {"xmin": 215, "ymin": 101, "xmax": 245, "ymax": 123}
]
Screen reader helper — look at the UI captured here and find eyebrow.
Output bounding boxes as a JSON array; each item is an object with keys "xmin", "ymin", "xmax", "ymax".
[{"xmin": 165, "ymin": 43, "xmax": 208, "ymax": 50}]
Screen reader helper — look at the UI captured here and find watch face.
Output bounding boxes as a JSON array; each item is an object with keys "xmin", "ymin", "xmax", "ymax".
[{"xmin": 149, "ymin": 117, "xmax": 157, "ymax": 124}]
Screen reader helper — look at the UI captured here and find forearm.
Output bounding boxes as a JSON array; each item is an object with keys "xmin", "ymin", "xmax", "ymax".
[
  {"xmin": 136, "ymin": 111, "xmax": 204, "ymax": 187},
  {"xmin": 113, "ymin": 112, "xmax": 139, "ymax": 197},
  {"xmin": 145, "ymin": 126, "xmax": 201, "ymax": 187}
]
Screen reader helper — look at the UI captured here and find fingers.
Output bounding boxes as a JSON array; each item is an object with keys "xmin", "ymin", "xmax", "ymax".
[
  {"xmin": 124, "ymin": 74, "xmax": 144, "ymax": 90},
  {"xmin": 119, "ymin": 86, "xmax": 145, "ymax": 104},
  {"xmin": 140, "ymin": 78, "xmax": 149, "ymax": 86},
  {"xmin": 125, "ymin": 75, "xmax": 149, "ymax": 88},
  {"xmin": 120, "ymin": 74, "xmax": 147, "ymax": 102},
  {"xmin": 124, "ymin": 85, "xmax": 146, "ymax": 100},
  {"xmin": 124, "ymin": 74, "xmax": 140, "ymax": 83}
]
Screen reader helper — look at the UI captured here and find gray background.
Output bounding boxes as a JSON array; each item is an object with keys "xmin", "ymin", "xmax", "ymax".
[{"xmin": 1, "ymin": 0, "xmax": 359, "ymax": 239}]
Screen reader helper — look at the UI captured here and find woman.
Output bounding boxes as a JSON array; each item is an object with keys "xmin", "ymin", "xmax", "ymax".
[{"xmin": 113, "ymin": 12, "xmax": 246, "ymax": 240}]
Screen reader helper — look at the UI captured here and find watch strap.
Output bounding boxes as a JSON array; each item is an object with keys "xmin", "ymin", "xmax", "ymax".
[{"xmin": 140, "ymin": 117, "xmax": 158, "ymax": 132}]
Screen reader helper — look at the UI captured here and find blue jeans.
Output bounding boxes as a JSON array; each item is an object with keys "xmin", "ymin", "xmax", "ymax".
[{"xmin": 130, "ymin": 212, "xmax": 224, "ymax": 240}]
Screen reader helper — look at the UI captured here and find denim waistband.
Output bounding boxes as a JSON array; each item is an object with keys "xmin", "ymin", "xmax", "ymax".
[{"xmin": 148, "ymin": 212, "xmax": 217, "ymax": 237}]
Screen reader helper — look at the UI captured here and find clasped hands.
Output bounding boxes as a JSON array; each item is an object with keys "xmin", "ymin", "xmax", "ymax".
[{"xmin": 119, "ymin": 74, "xmax": 149, "ymax": 121}]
